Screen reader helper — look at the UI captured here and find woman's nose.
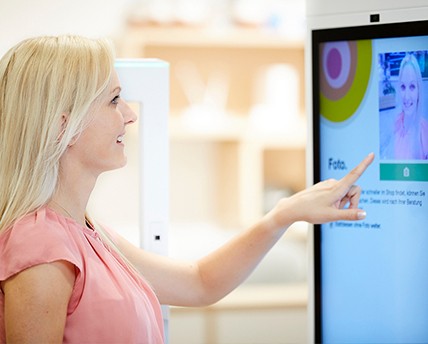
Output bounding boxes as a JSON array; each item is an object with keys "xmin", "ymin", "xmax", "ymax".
[{"xmin": 119, "ymin": 99, "xmax": 138, "ymax": 124}]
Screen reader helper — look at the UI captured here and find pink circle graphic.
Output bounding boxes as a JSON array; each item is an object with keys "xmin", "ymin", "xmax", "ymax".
[
  {"xmin": 322, "ymin": 42, "xmax": 351, "ymax": 89},
  {"xmin": 327, "ymin": 48, "xmax": 342, "ymax": 80}
]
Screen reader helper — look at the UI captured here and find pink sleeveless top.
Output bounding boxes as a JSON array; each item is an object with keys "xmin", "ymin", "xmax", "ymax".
[{"xmin": 0, "ymin": 207, "xmax": 164, "ymax": 343}]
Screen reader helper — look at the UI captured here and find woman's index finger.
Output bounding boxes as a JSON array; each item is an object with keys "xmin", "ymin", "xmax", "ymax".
[{"xmin": 340, "ymin": 152, "xmax": 375, "ymax": 189}]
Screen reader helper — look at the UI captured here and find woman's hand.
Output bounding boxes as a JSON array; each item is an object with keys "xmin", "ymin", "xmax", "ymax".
[{"xmin": 267, "ymin": 153, "xmax": 375, "ymax": 227}]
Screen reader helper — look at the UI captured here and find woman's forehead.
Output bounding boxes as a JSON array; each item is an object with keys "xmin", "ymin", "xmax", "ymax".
[
  {"xmin": 401, "ymin": 64, "xmax": 418, "ymax": 79},
  {"xmin": 109, "ymin": 70, "xmax": 121, "ymax": 92}
]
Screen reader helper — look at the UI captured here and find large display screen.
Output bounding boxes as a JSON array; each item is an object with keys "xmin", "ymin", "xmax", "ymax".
[{"xmin": 312, "ymin": 20, "xmax": 428, "ymax": 343}]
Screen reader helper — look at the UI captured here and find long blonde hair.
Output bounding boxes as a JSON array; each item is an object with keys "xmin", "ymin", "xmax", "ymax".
[{"xmin": 0, "ymin": 35, "xmax": 114, "ymax": 233}]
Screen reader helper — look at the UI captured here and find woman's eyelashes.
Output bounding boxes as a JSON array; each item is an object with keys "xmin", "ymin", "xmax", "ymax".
[{"xmin": 111, "ymin": 94, "xmax": 121, "ymax": 105}]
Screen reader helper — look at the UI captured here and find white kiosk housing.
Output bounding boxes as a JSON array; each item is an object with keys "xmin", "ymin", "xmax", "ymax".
[{"xmin": 307, "ymin": 1, "xmax": 428, "ymax": 342}]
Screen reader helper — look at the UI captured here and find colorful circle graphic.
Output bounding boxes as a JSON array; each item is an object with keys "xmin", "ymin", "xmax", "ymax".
[
  {"xmin": 323, "ymin": 42, "xmax": 351, "ymax": 90},
  {"xmin": 320, "ymin": 40, "xmax": 372, "ymax": 122}
]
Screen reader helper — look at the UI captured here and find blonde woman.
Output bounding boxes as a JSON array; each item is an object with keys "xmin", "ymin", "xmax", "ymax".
[
  {"xmin": 393, "ymin": 53, "xmax": 428, "ymax": 159},
  {"xmin": 0, "ymin": 35, "xmax": 374, "ymax": 343}
]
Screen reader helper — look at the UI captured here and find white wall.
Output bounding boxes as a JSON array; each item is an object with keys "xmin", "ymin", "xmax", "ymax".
[{"xmin": 0, "ymin": 0, "xmax": 137, "ymax": 56}]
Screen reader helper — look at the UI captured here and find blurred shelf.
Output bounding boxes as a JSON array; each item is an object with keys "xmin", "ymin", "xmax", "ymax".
[
  {"xmin": 124, "ymin": 24, "xmax": 305, "ymax": 49},
  {"xmin": 120, "ymin": 23, "xmax": 307, "ymax": 228},
  {"xmin": 211, "ymin": 282, "xmax": 307, "ymax": 310},
  {"xmin": 168, "ymin": 114, "xmax": 307, "ymax": 149},
  {"xmin": 170, "ymin": 282, "xmax": 308, "ymax": 344},
  {"xmin": 171, "ymin": 282, "xmax": 307, "ymax": 311}
]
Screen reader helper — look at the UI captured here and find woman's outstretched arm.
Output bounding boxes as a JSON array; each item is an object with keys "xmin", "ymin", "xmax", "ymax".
[{"xmin": 117, "ymin": 153, "xmax": 375, "ymax": 307}]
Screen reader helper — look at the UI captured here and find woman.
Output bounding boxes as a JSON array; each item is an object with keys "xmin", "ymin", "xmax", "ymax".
[
  {"xmin": 393, "ymin": 53, "xmax": 428, "ymax": 159},
  {"xmin": 0, "ymin": 35, "xmax": 374, "ymax": 343}
]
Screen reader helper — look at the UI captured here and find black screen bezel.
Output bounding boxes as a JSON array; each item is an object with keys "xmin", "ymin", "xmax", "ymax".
[{"xmin": 311, "ymin": 19, "xmax": 428, "ymax": 343}]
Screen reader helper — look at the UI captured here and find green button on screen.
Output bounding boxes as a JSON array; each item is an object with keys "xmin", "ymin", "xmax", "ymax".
[{"xmin": 380, "ymin": 163, "xmax": 428, "ymax": 182}]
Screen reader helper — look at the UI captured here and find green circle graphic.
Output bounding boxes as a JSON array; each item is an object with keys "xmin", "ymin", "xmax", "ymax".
[{"xmin": 320, "ymin": 40, "xmax": 372, "ymax": 122}]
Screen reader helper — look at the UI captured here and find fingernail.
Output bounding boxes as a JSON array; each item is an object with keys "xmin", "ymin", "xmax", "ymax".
[{"xmin": 357, "ymin": 210, "xmax": 367, "ymax": 220}]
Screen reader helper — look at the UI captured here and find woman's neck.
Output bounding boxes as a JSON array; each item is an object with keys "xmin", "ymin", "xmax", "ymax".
[
  {"xmin": 50, "ymin": 168, "xmax": 97, "ymax": 227},
  {"xmin": 50, "ymin": 146, "xmax": 103, "ymax": 226},
  {"xmin": 402, "ymin": 110, "xmax": 420, "ymax": 135}
]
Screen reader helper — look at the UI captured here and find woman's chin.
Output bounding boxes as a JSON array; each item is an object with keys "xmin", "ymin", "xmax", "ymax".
[{"xmin": 104, "ymin": 157, "xmax": 128, "ymax": 173}]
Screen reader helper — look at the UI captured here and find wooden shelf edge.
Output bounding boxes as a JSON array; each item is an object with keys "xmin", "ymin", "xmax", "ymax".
[
  {"xmin": 123, "ymin": 25, "xmax": 305, "ymax": 49},
  {"xmin": 170, "ymin": 283, "xmax": 308, "ymax": 312},
  {"xmin": 168, "ymin": 115, "xmax": 307, "ymax": 148}
]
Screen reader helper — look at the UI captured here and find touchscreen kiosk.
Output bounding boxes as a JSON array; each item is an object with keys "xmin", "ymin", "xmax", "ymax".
[{"xmin": 311, "ymin": 19, "xmax": 428, "ymax": 342}]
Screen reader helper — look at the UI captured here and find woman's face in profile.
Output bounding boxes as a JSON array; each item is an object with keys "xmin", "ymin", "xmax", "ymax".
[
  {"xmin": 66, "ymin": 71, "xmax": 137, "ymax": 176},
  {"xmin": 399, "ymin": 63, "xmax": 419, "ymax": 117}
]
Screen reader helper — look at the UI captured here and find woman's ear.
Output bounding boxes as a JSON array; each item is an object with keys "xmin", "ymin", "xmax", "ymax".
[
  {"xmin": 56, "ymin": 113, "xmax": 68, "ymax": 143},
  {"xmin": 57, "ymin": 113, "xmax": 79, "ymax": 147}
]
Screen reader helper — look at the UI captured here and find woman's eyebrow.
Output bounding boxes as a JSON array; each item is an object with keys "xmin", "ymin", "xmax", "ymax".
[{"xmin": 111, "ymin": 86, "xmax": 122, "ymax": 94}]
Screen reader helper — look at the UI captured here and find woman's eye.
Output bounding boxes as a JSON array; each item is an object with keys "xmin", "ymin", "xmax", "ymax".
[{"xmin": 111, "ymin": 95, "xmax": 120, "ymax": 105}]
